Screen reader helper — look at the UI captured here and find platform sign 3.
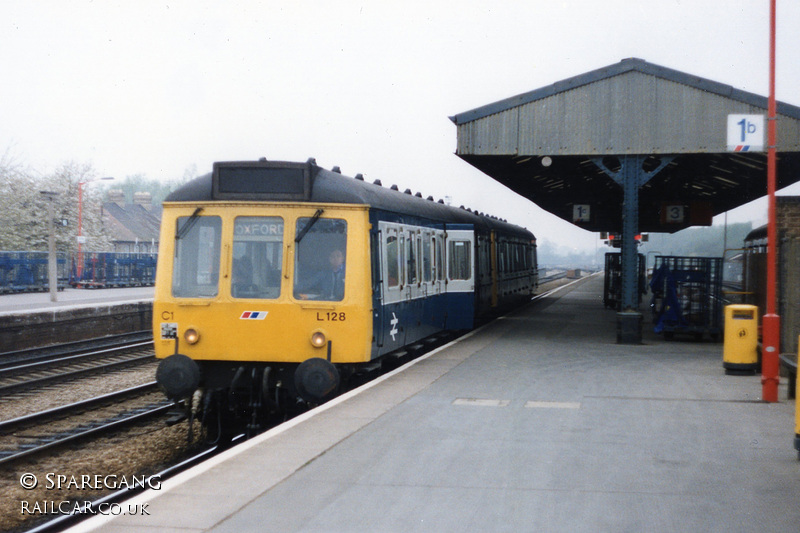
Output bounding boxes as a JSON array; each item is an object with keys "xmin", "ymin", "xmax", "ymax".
[
  {"xmin": 727, "ymin": 114, "xmax": 765, "ymax": 152},
  {"xmin": 662, "ymin": 204, "xmax": 685, "ymax": 224}
]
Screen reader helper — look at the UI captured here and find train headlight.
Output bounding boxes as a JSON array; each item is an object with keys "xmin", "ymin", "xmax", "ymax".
[
  {"xmin": 184, "ymin": 328, "xmax": 200, "ymax": 345},
  {"xmin": 310, "ymin": 331, "xmax": 326, "ymax": 348}
]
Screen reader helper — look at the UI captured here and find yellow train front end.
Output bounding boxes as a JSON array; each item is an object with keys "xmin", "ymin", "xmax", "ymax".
[{"xmin": 153, "ymin": 198, "xmax": 373, "ymax": 436}]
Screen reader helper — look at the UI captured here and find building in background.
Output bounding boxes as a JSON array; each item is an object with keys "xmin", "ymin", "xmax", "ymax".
[{"xmin": 102, "ymin": 190, "xmax": 161, "ymax": 254}]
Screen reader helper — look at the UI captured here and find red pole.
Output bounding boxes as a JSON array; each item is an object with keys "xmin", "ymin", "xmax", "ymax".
[{"xmin": 762, "ymin": 0, "xmax": 780, "ymax": 403}]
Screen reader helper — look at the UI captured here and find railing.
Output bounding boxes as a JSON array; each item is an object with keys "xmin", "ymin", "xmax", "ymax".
[
  {"xmin": 0, "ymin": 251, "xmax": 69, "ymax": 293},
  {"xmin": 0, "ymin": 251, "xmax": 157, "ymax": 293}
]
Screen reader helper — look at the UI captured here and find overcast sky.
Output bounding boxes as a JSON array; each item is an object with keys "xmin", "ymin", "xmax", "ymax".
[{"xmin": 2, "ymin": 1, "xmax": 799, "ymax": 254}]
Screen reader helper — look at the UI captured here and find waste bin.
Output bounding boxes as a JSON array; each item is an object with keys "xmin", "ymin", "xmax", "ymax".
[{"xmin": 723, "ymin": 304, "xmax": 758, "ymax": 374}]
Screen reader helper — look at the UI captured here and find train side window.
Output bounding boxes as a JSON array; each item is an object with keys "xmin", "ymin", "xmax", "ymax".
[
  {"xmin": 172, "ymin": 215, "xmax": 222, "ymax": 298},
  {"xmin": 232, "ymin": 216, "xmax": 283, "ymax": 299},
  {"xmin": 386, "ymin": 231, "xmax": 399, "ymax": 288},
  {"xmin": 293, "ymin": 217, "xmax": 347, "ymax": 301},
  {"xmin": 448, "ymin": 240, "xmax": 472, "ymax": 281}
]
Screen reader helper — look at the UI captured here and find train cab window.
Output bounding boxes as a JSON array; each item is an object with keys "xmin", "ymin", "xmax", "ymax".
[
  {"xmin": 293, "ymin": 217, "xmax": 347, "ymax": 301},
  {"xmin": 232, "ymin": 217, "xmax": 283, "ymax": 299},
  {"xmin": 386, "ymin": 232, "xmax": 399, "ymax": 288},
  {"xmin": 172, "ymin": 215, "xmax": 222, "ymax": 298},
  {"xmin": 448, "ymin": 240, "xmax": 472, "ymax": 281}
]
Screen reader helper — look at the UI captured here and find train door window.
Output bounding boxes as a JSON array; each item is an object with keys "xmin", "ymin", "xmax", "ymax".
[
  {"xmin": 386, "ymin": 230, "xmax": 399, "ymax": 288},
  {"xmin": 293, "ymin": 217, "xmax": 347, "ymax": 301},
  {"xmin": 398, "ymin": 233, "xmax": 406, "ymax": 287},
  {"xmin": 422, "ymin": 233, "xmax": 433, "ymax": 282},
  {"xmin": 431, "ymin": 236, "xmax": 438, "ymax": 282},
  {"xmin": 448, "ymin": 240, "xmax": 472, "ymax": 280},
  {"xmin": 172, "ymin": 215, "xmax": 222, "ymax": 298},
  {"xmin": 406, "ymin": 231, "xmax": 417, "ymax": 284},
  {"xmin": 232, "ymin": 217, "xmax": 283, "ymax": 299},
  {"xmin": 435, "ymin": 236, "xmax": 444, "ymax": 281}
]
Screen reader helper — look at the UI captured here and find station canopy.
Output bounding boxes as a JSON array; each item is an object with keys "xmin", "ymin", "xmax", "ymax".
[{"xmin": 450, "ymin": 58, "xmax": 800, "ymax": 233}]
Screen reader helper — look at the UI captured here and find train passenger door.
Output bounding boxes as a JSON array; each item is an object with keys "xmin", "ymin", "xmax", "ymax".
[
  {"xmin": 445, "ymin": 228, "xmax": 476, "ymax": 329},
  {"xmin": 377, "ymin": 222, "xmax": 405, "ymax": 350},
  {"xmin": 428, "ymin": 230, "xmax": 444, "ymax": 297}
]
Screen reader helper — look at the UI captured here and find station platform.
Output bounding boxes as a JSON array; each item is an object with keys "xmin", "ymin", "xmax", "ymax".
[
  {"xmin": 0, "ymin": 286, "xmax": 153, "ymax": 315},
  {"xmin": 0, "ymin": 287, "xmax": 154, "ymax": 352},
  {"xmin": 74, "ymin": 274, "xmax": 800, "ymax": 532}
]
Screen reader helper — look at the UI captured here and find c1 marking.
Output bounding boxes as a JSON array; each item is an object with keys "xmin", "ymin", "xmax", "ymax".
[{"xmin": 161, "ymin": 311, "xmax": 174, "ymax": 320}]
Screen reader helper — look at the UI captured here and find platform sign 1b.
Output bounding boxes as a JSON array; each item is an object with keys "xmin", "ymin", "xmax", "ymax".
[{"xmin": 727, "ymin": 114, "xmax": 765, "ymax": 152}]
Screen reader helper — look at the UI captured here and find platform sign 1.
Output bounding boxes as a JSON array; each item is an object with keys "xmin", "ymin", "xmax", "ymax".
[
  {"xmin": 573, "ymin": 204, "xmax": 590, "ymax": 223},
  {"xmin": 727, "ymin": 114, "xmax": 765, "ymax": 152}
]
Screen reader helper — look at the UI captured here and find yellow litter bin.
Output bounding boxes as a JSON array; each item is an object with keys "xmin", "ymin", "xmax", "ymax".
[{"xmin": 723, "ymin": 304, "xmax": 758, "ymax": 374}]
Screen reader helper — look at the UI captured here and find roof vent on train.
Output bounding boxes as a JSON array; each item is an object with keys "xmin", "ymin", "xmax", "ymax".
[
  {"xmin": 332, "ymin": 166, "xmax": 341, "ymax": 173},
  {"xmin": 373, "ymin": 179, "xmax": 382, "ymax": 186},
  {"xmin": 390, "ymin": 184, "xmax": 399, "ymax": 191},
  {"xmin": 404, "ymin": 189, "xmax": 412, "ymax": 195},
  {"xmin": 415, "ymin": 192, "xmax": 422, "ymax": 198},
  {"xmin": 355, "ymin": 173, "xmax": 364, "ymax": 181}
]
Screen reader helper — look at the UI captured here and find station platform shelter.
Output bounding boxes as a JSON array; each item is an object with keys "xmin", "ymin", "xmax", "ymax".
[
  {"xmin": 72, "ymin": 274, "xmax": 800, "ymax": 533},
  {"xmin": 451, "ymin": 58, "xmax": 800, "ymax": 343}
]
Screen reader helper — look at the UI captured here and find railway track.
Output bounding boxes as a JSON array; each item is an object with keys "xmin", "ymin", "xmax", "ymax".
[
  {"xmin": 24, "ymin": 438, "xmax": 238, "ymax": 533},
  {"xmin": 0, "ymin": 338, "xmax": 155, "ymax": 396},
  {"xmin": 0, "ymin": 382, "xmax": 172, "ymax": 466},
  {"xmin": 0, "ymin": 331, "xmax": 152, "ymax": 369}
]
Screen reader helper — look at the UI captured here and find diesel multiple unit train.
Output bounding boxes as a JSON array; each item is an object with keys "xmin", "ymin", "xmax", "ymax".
[{"xmin": 154, "ymin": 159, "xmax": 538, "ymax": 438}]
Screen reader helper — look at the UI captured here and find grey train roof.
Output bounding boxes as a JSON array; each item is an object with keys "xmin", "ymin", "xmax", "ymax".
[{"xmin": 165, "ymin": 160, "xmax": 535, "ymax": 240}]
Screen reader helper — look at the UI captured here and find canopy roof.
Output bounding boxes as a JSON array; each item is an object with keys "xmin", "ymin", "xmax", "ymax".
[{"xmin": 451, "ymin": 58, "xmax": 800, "ymax": 232}]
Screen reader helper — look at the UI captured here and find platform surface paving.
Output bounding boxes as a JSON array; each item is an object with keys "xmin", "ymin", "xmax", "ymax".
[{"xmin": 78, "ymin": 275, "xmax": 800, "ymax": 532}]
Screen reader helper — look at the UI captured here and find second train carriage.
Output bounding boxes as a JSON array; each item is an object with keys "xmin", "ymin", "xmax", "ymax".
[{"xmin": 154, "ymin": 159, "xmax": 537, "ymax": 436}]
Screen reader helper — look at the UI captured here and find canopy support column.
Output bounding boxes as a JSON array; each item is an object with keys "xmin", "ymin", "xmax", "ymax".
[{"xmin": 593, "ymin": 155, "xmax": 672, "ymax": 343}]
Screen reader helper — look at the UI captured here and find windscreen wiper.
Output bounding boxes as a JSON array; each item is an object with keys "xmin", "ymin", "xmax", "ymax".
[
  {"xmin": 175, "ymin": 207, "xmax": 204, "ymax": 241},
  {"xmin": 295, "ymin": 209, "xmax": 324, "ymax": 243}
]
